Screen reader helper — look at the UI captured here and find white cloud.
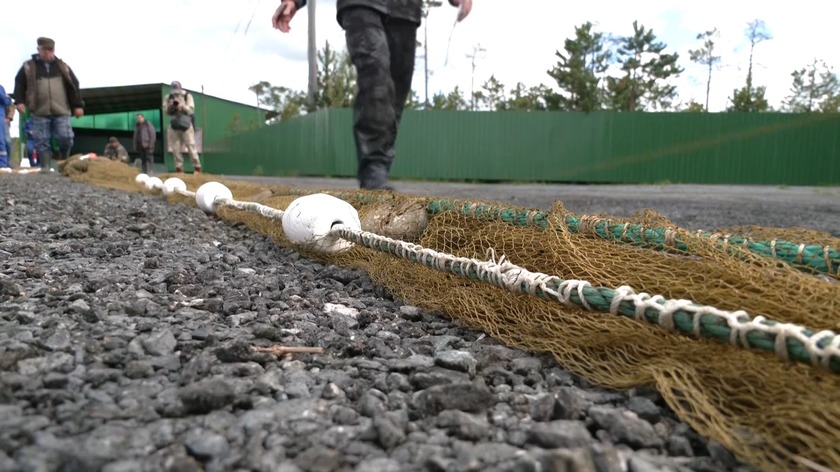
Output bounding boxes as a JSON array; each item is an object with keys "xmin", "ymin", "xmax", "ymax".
[{"xmin": 2, "ymin": 0, "xmax": 837, "ymax": 139}]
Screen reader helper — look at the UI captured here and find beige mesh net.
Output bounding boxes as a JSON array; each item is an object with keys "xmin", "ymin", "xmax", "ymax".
[{"xmin": 65, "ymin": 158, "xmax": 840, "ymax": 472}]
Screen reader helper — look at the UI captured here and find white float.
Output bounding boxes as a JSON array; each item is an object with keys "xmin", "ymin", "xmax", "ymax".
[
  {"xmin": 135, "ymin": 173, "xmax": 149, "ymax": 185},
  {"xmin": 281, "ymin": 193, "xmax": 361, "ymax": 253},
  {"xmin": 144, "ymin": 176, "xmax": 163, "ymax": 191},
  {"xmin": 195, "ymin": 181, "xmax": 233, "ymax": 214},
  {"xmin": 162, "ymin": 177, "xmax": 187, "ymax": 196}
]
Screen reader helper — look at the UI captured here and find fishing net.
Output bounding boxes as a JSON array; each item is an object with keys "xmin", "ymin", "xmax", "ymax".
[{"xmin": 63, "ymin": 157, "xmax": 840, "ymax": 472}]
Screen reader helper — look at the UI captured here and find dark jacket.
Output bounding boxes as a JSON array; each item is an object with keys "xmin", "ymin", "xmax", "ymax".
[
  {"xmin": 133, "ymin": 121, "xmax": 156, "ymax": 151},
  {"xmin": 13, "ymin": 54, "xmax": 84, "ymax": 117},
  {"xmin": 296, "ymin": 0, "xmax": 455, "ymax": 25}
]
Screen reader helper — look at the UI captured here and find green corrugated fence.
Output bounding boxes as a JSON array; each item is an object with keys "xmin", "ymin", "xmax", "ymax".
[{"xmin": 201, "ymin": 109, "xmax": 840, "ymax": 186}]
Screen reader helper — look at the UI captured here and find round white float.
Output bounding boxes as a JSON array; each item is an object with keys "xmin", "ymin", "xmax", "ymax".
[
  {"xmin": 195, "ymin": 181, "xmax": 233, "ymax": 214},
  {"xmin": 144, "ymin": 176, "xmax": 163, "ymax": 191},
  {"xmin": 282, "ymin": 193, "xmax": 362, "ymax": 253},
  {"xmin": 162, "ymin": 177, "xmax": 187, "ymax": 196},
  {"xmin": 135, "ymin": 173, "xmax": 149, "ymax": 185}
]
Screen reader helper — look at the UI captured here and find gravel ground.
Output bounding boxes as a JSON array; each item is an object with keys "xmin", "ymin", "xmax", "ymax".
[{"xmin": 0, "ymin": 174, "xmax": 763, "ymax": 472}]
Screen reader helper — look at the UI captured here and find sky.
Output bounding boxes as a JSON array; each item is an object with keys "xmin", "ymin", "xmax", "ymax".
[{"xmin": 2, "ymin": 0, "xmax": 837, "ymax": 138}]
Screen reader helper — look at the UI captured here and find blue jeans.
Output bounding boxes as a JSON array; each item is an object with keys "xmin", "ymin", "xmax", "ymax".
[
  {"xmin": 0, "ymin": 122, "xmax": 7, "ymax": 167},
  {"xmin": 2, "ymin": 122, "xmax": 10, "ymax": 159},
  {"xmin": 31, "ymin": 115, "xmax": 74, "ymax": 169}
]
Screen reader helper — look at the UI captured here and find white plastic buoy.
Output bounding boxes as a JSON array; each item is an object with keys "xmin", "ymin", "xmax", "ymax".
[
  {"xmin": 144, "ymin": 176, "xmax": 163, "ymax": 191},
  {"xmin": 282, "ymin": 193, "xmax": 362, "ymax": 253},
  {"xmin": 162, "ymin": 177, "xmax": 187, "ymax": 196},
  {"xmin": 195, "ymin": 181, "xmax": 233, "ymax": 214},
  {"xmin": 135, "ymin": 173, "xmax": 149, "ymax": 185}
]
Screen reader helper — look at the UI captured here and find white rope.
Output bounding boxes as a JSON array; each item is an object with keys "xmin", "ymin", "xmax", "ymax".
[
  {"xmin": 216, "ymin": 198, "xmax": 284, "ymax": 221},
  {"xmin": 330, "ymin": 224, "xmax": 840, "ymax": 370}
]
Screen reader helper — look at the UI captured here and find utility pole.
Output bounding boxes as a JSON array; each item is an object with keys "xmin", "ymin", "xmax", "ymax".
[
  {"xmin": 465, "ymin": 43, "xmax": 486, "ymax": 111},
  {"xmin": 421, "ymin": 0, "xmax": 442, "ymax": 108},
  {"xmin": 307, "ymin": 0, "xmax": 317, "ymax": 111}
]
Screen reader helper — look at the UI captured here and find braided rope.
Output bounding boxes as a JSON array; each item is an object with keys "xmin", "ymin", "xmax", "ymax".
[
  {"xmin": 329, "ymin": 225, "xmax": 840, "ymax": 374},
  {"xmin": 426, "ymin": 200, "xmax": 840, "ymax": 278},
  {"xmin": 149, "ymin": 182, "xmax": 840, "ymax": 375},
  {"xmin": 216, "ymin": 198, "xmax": 284, "ymax": 222}
]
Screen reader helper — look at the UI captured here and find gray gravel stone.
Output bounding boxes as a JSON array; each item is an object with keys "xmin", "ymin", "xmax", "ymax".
[{"xmin": 0, "ymin": 174, "xmax": 759, "ymax": 472}]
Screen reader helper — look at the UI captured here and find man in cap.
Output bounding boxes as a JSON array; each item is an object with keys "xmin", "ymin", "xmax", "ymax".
[
  {"xmin": 13, "ymin": 37, "xmax": 85, "ymax": 171},
  {"xmin": 271, "ymin": 0, "xmax": 472, "ymax": 190},
  {"xmin": 162, "ymin": 81, "xmax": 201, "ymax": 173}
]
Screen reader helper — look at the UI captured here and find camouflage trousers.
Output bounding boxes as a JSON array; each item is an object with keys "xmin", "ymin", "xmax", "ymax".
[
  {"xmin": 167, "ymin": 127, "xmax": 201, "ymax": 171},
  {"xmin": 341, "ymin": 6, "xmax": 418, "ymax": 189}
]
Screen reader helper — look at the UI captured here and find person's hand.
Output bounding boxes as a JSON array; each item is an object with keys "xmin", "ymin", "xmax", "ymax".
[
  {"xmin": 272, "ymin": 1, "xmax": 298, "ymax": 33},
  {"xmin": 451, "ymin": 0, "xmax": 472, "ymax": 21},
  {"xmin": 15, "ymin": 104, "xmax": 25, "ymax": 114},
  {"xmin": 73, "ymin": 108, "xmax": 84, "ymax": 118}
]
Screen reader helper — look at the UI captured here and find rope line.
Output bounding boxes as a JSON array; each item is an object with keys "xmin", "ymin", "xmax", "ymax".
[
  {"xmin": 147, "ymin": 181, "xmax": 840, "ymax": 375},
  {"xmin": 328, "ymin": 224, "xmax": 840, "ymax": 375}
]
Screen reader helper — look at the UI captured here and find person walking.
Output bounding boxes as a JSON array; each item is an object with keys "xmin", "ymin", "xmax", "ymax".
[
  {"xmin": 12, "ymin": 37, "xmax": 84, "ymax": 171},
  {"xmin": 272, "ymin": 0, "xmax": 472, "ymax": 190}
]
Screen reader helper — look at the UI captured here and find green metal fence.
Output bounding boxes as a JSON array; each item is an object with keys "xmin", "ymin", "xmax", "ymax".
[{"xmin": 202, "ymin": 109, "xmax": 840, "ymax": 185}]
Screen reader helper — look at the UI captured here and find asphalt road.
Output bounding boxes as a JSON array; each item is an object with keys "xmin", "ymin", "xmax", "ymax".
[{"xmin": 222, "ymin": 175, "xmax": 840, "ymax": 236}]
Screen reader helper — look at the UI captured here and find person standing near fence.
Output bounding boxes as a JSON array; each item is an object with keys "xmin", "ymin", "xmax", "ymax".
[
  {"xmin": 13, "ymin": 37, "xmax": 84, "ymax": 172},
  {"xmin": 163, "ymin": 81, "xmax": 201, "ymax": 173},
  {"xmin": 271, "ymin": 0, "xmax": 472, "ymax": 190},
  {"xmin": 133, "ymin": 113, "xmax": 156, "ymax": 173}
]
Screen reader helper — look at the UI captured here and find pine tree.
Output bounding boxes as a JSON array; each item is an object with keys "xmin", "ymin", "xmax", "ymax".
[{"xmin": 606, "ymin": 21, "xmax": 683, "ymax": 111}]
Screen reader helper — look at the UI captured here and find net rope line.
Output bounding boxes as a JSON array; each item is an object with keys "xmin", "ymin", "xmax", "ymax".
[
  {"xmin": 426, "ymin": 200, "xmax": 840, "ymax": 278},
  {"xmin": 155, "ymin": 182, "xmax": 840, "ymax": 375},
  {"xmin": 264, "ymin": 190, "xmax": 839, "ymax": 277}
]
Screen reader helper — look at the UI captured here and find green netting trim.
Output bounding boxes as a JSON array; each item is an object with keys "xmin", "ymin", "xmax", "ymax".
[{"xmin": 426, "ymin": 200, "xmax": 840, "ymax": 278}]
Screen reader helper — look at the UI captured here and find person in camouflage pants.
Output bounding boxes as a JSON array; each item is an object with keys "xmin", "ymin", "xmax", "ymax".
[{"xmin": 273, "ymin": 0, "xmax": 472, "ymax": 190}]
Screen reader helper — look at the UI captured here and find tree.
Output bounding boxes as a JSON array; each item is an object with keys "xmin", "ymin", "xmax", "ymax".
[
  {"xmin": 249, "ymin": 81, "xmax": 307, "ymax": 122},
  {"xmin": 547, "ymin": 22, "xmax": 611, "ymax": 112},
  {"xmin": 606, "ymin": 21, "xmax": 683, "ymax": 111},
  {"xmin": 404, "ymin": 91, "xmax": 423, "ymax": 110},
  {"xmin": 473, "ymin": 75, "xmax": 507, "ymax": 110},
  {"xmin": 782, "ymin": 59, "xmax": 840, "ymax": 113},
  {"xmin": 727, "ymin": 19, "xmax": 772, "ymax": 112},
  {"xmin": 502, "ymin": 83, "xmax": 555, "ymax": 111},
  {"xmin": 681, "ymin": 100, "xmax": 706, "ymax": 112},
  {"xmin": 428, "ymin": 86, "xmax": 468, "ymax": 110},
  {"xmin": 688, "ymin": 28, "xmax": 722, "ymax": 111},
  {"xmin": 315, "ymin": 41, "xmax": 356, "ymax": 109}
]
